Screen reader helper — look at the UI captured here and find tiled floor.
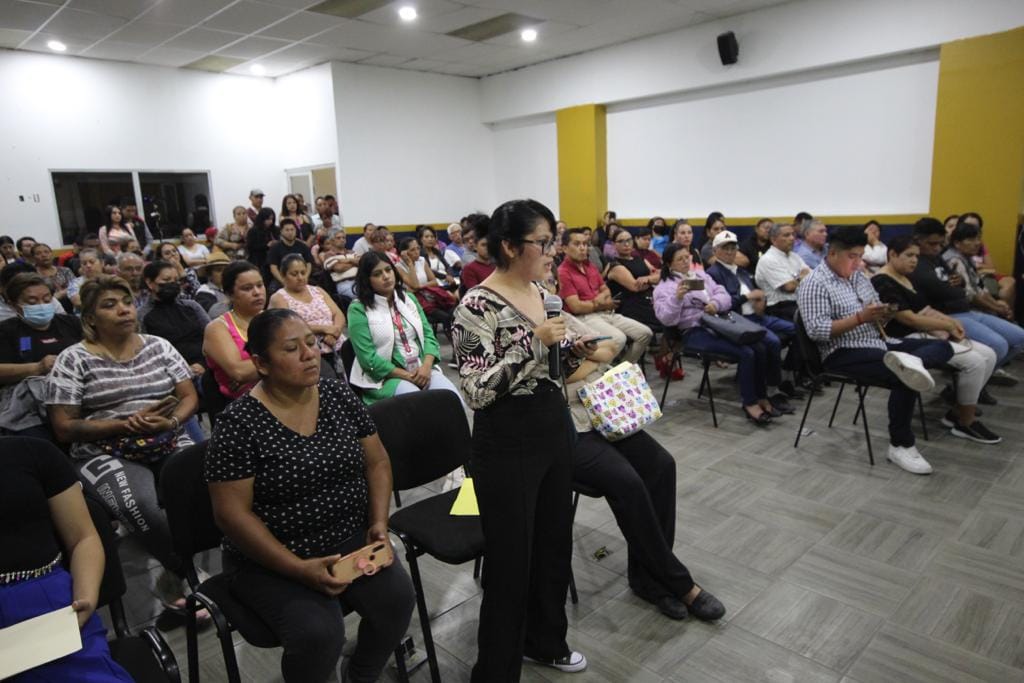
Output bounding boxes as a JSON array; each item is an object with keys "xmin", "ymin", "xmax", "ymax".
[{"xmin": 108, "ymin": 351, "xmax": 1024, "ymax": 683}]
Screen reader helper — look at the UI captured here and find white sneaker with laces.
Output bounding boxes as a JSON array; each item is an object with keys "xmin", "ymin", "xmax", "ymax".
[
  {"xmin": 524, "ymin": 651, "xmax": 588, "ymax": 673},
  {"xmin": 887, "ymin": 444, "xmax": 933, "ymax": 475},
  {"xmin": 883, "ymin": 351, "xmax": 936, "ymax": 393}
]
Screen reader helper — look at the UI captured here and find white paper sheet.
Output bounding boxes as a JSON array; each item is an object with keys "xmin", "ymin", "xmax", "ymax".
[{"xmin": 0, "ymin": 605, "xmax": 82, "ymax": 679}]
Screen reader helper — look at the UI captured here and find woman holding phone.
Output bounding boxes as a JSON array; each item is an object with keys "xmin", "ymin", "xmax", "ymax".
[
  {"xmin": 653, "ymin": 243, "xmax": 776, "ymax": 425},
  {"xmin": 206, "ymin": 308, "xmax": 414, "ymax": 683},
  {"xmin": 45, "ymin": 276, "xmax": 199, "ymax": 613},
  {"xmin": 452, "ymin": 199, "xmax": 589, "ymax": 681}
]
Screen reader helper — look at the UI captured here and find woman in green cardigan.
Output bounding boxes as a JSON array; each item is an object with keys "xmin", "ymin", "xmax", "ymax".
[{"xmin": 347, "ymin": 252, "xmax": 464, "ymax": 406}]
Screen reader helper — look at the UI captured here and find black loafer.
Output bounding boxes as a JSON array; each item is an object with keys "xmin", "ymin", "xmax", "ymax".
[
  {"xmin": 769, "ymin": 394, "xmax": 795, "ymax": 415},
  {"xmin": 777, "ymin": 380, "xmax": 805, "ymax": 400},
  {"xmin": 654, "ymin": 596, "xmax": 689, "ymax": 620},
  {"xmin": 687, "ymin": 589, "xmax": 726, "ymax": 621},
  {"xmin": 743, "ymin": 409, "xmax": 772, "ymax": 426}
]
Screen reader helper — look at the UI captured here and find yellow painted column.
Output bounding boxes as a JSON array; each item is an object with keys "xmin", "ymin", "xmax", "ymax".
[
  {"xmin": 930, "ymin": 26, "xmax": 1024, "ymax": 273},
  {"xmin": 556, "ymin": 104, "xmax": 607, "ymax": 228}
]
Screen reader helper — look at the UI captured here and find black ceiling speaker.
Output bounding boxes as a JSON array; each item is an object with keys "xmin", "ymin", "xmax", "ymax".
[{"xmin": 717, "ymin": 31, "xmax": 739, "ymax": 65}]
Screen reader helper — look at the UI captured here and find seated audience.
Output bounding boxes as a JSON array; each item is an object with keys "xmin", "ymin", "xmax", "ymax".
[
  {"xmin": 115, "ymin": 251, "xmax": 147, "ymax": 308},
  {"xmin": 352, "ymin": 223, "xmax": 377, "ymax": 257},
  {"xmin": 794, "ymin": 219, "xmax": 827, "ymax": 269},
  {"xmin": 32, "ymin": 243, "xmax": 75, "ymax": 303},
  {"xmin": 797, "ymin": 226, "xmax": 953, "ymax": 474},
  {"xmin": 204, "ymin": 261, "xmax": 264, "ymax": 400},
  {"xmin": 247, "ymin": 207, "xmax": 277, "ymax": 280},
  {"xmin": 872, "ymin": 236, "xmax": 1000, "ymax": 444},
  {"xmin": 322, "ymin": 236, "xmax": 360, "ymax": 300},
  {"xmin": 605, "ymin": 228, "xmax": 661, "ymax": 329},
  {"xmin": 396, "ymin": 237, "xmax": 456, "ymax": 335},
  {"xmin": 269, "ymin": 254, "xmax": 346, "ymax": 365},
  {"xmin": 370, "ymin": 226, "xmax": 400, "ymax": 266},
  {"xmin": 68, "ymin": 251, "xmax": 102, "ymax": 310},
  {"xmin": 246, "ymin": 189, "xmax": 264, "ymax": 224},
  {"xmin": 910, "ymin": 218, "xmax": 1023, "ymax": 380},
  {"xmin": 100, "ymin": 253, "xmax": 118, "ymax": 276},
  {"xmin": 98, "ymin": 205, "xmax": 135, "ymax": 255},
  {"xmin": 0, "ymin": 274, "xmax": 82, "ymax": 439},
  {"xmin": 17, "ymin": 237, "xmax": 37, "ymax": 261},
  {"xmin": 698, "ymin": 212, "xmax": 726, "ymax": 265},
  {"xmin": 707, "ymin": 231, "xmax": 798, "ymax": 409},
  {"xmin": 671, "ymin": 219, "xmax": 703, "ymax": 269},
  {"xmin": 0, "ymin": 436, "xmax": 134, "ymax": 682},
  {"xmin": 139, "ymin": 260, "xmax": 210, "ymax": 379},
  {"xmin": 0, "ymin": 235, "xmax": 17, "ymax": 264},
  {"xmin": 736, "ymin": 218, "xmax": 773, "ymax": 272},
  {"xmin": 460, "ymin": 232, "xmax": 496, "ymax": 293},
  {"xmin": 961, "ymin": 212, "xmax": 1016, "ymax": 311},
  {"xmin": 312, "ymin": 195, "xmax": 342, "ymax": 236},
  {"xmin": 601, "ymin": 222, "xmax": 624, "ymax": 262},
  {"xmin": 196, "ymin": 251, "xmax": 231, "ymax": 314},
  {"xmin": 217, "ymin": 206, "xmax": 249, "ymax": 259},
  {"xmin": 46, "ymin": 276, "xmax": 199, "ymax": 610},
  {"xmin": 562, "ymin": 317, "xmax": 725, "ymax": 622},
  {"xmin": 633, "ymin": 226, "xmax": 662, "ymax": 269},
  {"xmin": 654, "ymin": 243, "xmax": 778, "ymax": 425},
  {"xmin": 347, "ymin": 252, "xmax": 461, "ymax": 405},
  {"xmin": 268, "ymin": 219, "xmax": 314, "ymax": 291},
  {"xmin": 444, "ymin": 222, "xmax": 468, "ymax": 271},
  {"xmin": 64, "ymin": 234, "xmax": 101, "ymax": 275},
  {"xmin": 649, "ymin": 216, "xmax": 670, "ymax": 255},
  {"xmin": 755, "ymin": 223, "xmax": 809, "ymax": 321},
  {"xmin": 154, "ymin": 241, "xmax": 201, "ymax": 300},
  {"xmin": 177, "ymin": 228, "xmax": 209, "ymax": 268},
  {"xmin": 418, "ymin": 225, "xmax": 457, "ymax": 290},
  {"xmin": 943, "ymin": 220, "xmax": 1013, "ymax": 320},
  {"xmin": 861, "ymin": 220, "xmax": 887, "ymax": 274},
  {"xmin": 559, "ymin": 228, "xmax": 652, "ymax": 363},
  {"xmin": 205, "ymin": 309, "xmax": 414, "ymax": 683},
  {"xmin": 279, "ymin": 193, "xmax": 313, "ymax": 243}
]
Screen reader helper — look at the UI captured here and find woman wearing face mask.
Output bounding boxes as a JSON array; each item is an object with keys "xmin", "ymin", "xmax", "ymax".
[
  {"xmin": 154, "ymin": 241, "xmax": 201, "ymax": 301},
  {"xmin": 0, "ymin": 274, "xmax": 83, "ymax": 439},
  {"xmin": 139, "ymin": 260, "xmax": 210, "ymax": 379}
]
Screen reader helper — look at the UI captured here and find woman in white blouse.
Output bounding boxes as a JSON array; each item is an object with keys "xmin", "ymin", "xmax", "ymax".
[{"xmin": 177, "ymin": 228, "xmax": 209, "ymax": 268}]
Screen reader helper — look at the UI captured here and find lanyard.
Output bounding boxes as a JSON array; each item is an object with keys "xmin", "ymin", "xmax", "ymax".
[{"xmin": 390, "ymin": 304, "xmax": 413, "ymax": 353}]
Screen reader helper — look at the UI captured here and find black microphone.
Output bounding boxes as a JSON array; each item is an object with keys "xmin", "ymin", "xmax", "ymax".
[{"xmin": 543, "ymin": 293, "xmax": 563, "ymax": 380}]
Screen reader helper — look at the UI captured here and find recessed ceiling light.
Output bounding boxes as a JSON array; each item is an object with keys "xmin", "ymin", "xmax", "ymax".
[
  {"xmin": 250, "ymin": 63, "xmax": 266, "ymax": 76},
  {"xmin": 46, "ymin": 40, "xmax": 67, "ymax": 52},
  {"xmin": 520, "ymin": 28, "xmax": 537, "ymax": 42},
  {"xmin": 398, "ymin": 5, "xmax": 417, "ymax": 21}
]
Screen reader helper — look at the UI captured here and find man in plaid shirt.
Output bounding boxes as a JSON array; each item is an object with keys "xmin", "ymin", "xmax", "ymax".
[{"xmin": 798, "ymin": 226, "xmax": 952, "ymax": 474}]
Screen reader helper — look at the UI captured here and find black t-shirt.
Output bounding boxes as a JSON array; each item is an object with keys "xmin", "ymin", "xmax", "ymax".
[
  {"xmin": 872, "ymin": 273, "xmax": 930, "ymax": 338},
  {"xmin": 205, "ymin": 379, "xmax": 375, "ymax": 559},
  {"xmin": 607, "ymin": 256, "xmax": 659, "ymax": 327},
  {"xmin": 268, "ymin": 239, "xmax": 313, "ymax": 269},
  {"xmin": 739, "ymin": 235, "xmax": 770, "ymax": 280},
  {"xmin": 0, "ymin": 437, "xmax": 78, "ymax": 572},
  {"xmin": 909, "ymin": 254, "xmax": 969, "ymax": 314},
  {"xmin": 141, "ymin": 300, "xmax": 208, "ymax": 366},
  {"xmin": 0, "ymin": 314, "xmax": 82, "ymax": 364}
]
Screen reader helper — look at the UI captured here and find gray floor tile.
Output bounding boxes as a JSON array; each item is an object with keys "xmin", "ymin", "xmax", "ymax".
[
  {"xmin": 738, "ymin": 488, "xmax": 849, "ymax": 540},
  {"xmin": 673, "ymin": 627, "xmax": 843, "ymax": 682},
  {"xmin": 696, "ymin": 514, "xmax": 816, "ymax": 576},
  {"xmin": 925, "ymin": 541, "xmax": 1024, "ymax": 605},
  {"xmin": 820, "ymin": 511, "xmax": 943, "ymax": 572},
  {"xmin": 707, "ymin": 450, "xmax": 803, "ymax": 487}
]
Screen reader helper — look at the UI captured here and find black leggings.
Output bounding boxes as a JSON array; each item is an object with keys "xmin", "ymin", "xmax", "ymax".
[
  {"xmin": 573, "ymin": 431, "xmax": 694, "ymax": 601},
  {"xmin": 225, "ymin": 552, "xmax": 415, "ymax": 683}
]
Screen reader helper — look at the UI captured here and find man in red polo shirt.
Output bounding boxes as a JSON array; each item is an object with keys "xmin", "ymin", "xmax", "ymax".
[{"xmin": 558, "ymin": 228, "xmax": 652, "ymax": 363}]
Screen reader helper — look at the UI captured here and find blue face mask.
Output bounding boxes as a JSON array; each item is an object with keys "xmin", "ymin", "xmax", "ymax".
[{"xmin": 21, "ymin": 303, "xmax": 55, "ymax": 327}]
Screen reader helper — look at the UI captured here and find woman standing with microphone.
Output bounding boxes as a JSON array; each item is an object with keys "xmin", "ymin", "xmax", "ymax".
[{"xmin": 452, "ymin": 199, "xmax": 587, "ymax": 682}]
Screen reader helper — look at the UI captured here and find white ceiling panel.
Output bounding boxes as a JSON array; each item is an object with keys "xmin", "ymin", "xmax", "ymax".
[
  {"xmin": 357, "ymin": 52, "xmax": 411, "ymax": 66},
  {"xmin": 81, "ymin": 38, "xmax": 152, "ymax": 60},
  {"xmin": 68, "ymin": 0, "xmax": 158, "ymax": 20},
  {"xmin": 413, "ymin": 5, "xmax": 505, "ymax": 34},
  {"xmin": 136, "ymin": 45, "xmax": 207, "ymax": 66},
  {"xmin": 42, "ymin": 8, "xmax": 128, "ymax": 40},
  {"xmin": 481, "ymin": 19, "xmax": 579, "ymax": 47},
  {"xmin": 102, "ymin": 20, "xmax": 188, "ymax": 45},
  {"xmin": 256, "ymin": 10, "xmax": 343, "ymax": 41},
  {"xmin": 145, "ymin": 0, "xmax": 236, "ymax": 26},
  {"xmin": 358, "ymin": 0, "xmax": 464, "ymax": 26},
  {"xmin": 163, "ymin": 27, "xmax": 245, "ymax": 52},
  {"xmin": 21, "ymin": 31, "xmax": 97, "ymax": 54},
  {"xmin": 202, "ymin": 1, "xmax": 294, "ymax": 34},
  {"xmin": 255, "ymin": 0, "xmax": 320, "ymax": 8},
  {"xmin": 0, "ymin": 0, "xmax": 59, "ymax": 32},
  {"xmin": 0, "ymin": 27, "xmax": 33, "ymax": 48},
  {"xmin": 215, "ymin": 34, "xmax": 291, "ymax": 58}
]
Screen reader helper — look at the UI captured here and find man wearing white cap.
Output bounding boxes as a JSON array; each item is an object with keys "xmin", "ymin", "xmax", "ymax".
[{"xmin": 246, "ymin": 189, "xmax": 264, "ymax": 224}]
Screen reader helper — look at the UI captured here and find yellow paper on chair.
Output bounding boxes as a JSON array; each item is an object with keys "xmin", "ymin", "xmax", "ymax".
[{"xmin": 450, "ymin": 478, "xmax": 479, "ymax": 516}]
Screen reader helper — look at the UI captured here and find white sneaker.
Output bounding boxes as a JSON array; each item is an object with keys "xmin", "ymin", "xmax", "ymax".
[
  {"xmin": 524, "ymin": 651, "xmax": 588, "ymax": 673},
  {"xmin": 883, "ymin": 351, "xmax": 936, "ymax": 393},
  {"xmin": 886, "ymin": 444, "xmax": 933, "ymax": 475}
]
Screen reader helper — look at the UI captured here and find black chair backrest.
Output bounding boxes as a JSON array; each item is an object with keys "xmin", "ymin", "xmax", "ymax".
[
  {"xmin": 200, "ymin": 368, "xmax": 229, "ymax": 419},
  {"xmin": 340, "ymin": 339, "xmax": 357, "ymax": 381},
  {"xmin": 368, "ymin": 390, "xmax": 471, "ymax": 491},
  {"xmin": 159, "ymin": 443, "xmax": 223, "ymax": 562},
  {"xmin": 793, "ymin": 311, "xmax": 824, "ymax": 378},
  {"xmin": 83, "ymin": 496, "xmax": 127, "ymax": 609}
]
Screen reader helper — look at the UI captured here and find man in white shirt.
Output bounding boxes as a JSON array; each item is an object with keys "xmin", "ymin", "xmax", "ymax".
[
  {"xmin": 754, "ymin": 223, "xmax": 810, "ymax": 321},
  {"xmin": 443, "ymin": 223, "xmax": 466, "ymax": 271},
  {"xmin": 351, "ymin": 223, "xmax": 376, "ymax": 257},
  {"xmin": 312, "ymin": 196, "xmax": 342, "ymax": 236}
]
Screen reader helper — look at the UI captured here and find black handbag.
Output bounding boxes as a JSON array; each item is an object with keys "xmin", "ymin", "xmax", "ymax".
[{"xmin": 699, "ymin": 312, "xmax": 767, "ymax": 345}]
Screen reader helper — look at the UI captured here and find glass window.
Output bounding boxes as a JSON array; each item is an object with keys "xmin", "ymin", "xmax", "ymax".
[
  {"xmin": 51, "ymin": 172, "xmax": 134, "ymax": 246},
  {"xmin": 138, "ymin": 172, "xmax": 212, "ymax": 241}
]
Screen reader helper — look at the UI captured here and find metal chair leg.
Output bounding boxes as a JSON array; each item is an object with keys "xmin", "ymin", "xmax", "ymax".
[
  {"xmin": 659, "ymin": 353, "xmax": 680, "ymax": 408},
  {"xmin": 853, "ymin": 386, "xmax": 869, "ymax": 425},
  {"xmin": 472, "ymin": 556, "xmax": 482, "ymax": 579},
  {"xmin": 393, "ymin": 490, "xmax": 402, "ymax": 508},
  {"xmin": 405, "ymin": 550, "xmax": 441, "ymax": 683},
  {"xmin": 186, "ymin": 595, "xmax": 200, "ymax": 683},
  {"xmin": 794, "ymin": 380, "xmax": 818, "ymax": 447},
  {"xmin": 828, "ymin": 382, "xmax": 846, "ymax": 428},
  {"xmin": 703, "ymin": 361, "xmax": 718, "ymax": 428},
  {"xmin": 568, "ymin": 491, "xmax": 580, "ymax": 605},
  {"xmin": 918, "ymin": 394, "xmax": 929, "ymax": 441},
  {"xmin": 393, "ymin": 643, "xmax": 410, "ymax": 683},
  {"xmin": 856, "ymin": 384, "xmax": 875, "ymax": 466}
]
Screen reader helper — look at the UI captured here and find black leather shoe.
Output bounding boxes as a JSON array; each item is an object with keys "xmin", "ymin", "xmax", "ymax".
[
  {"xmin": 979, "ymin": 388, "xmax": 998, "ymax": 405},
  {"xmin": 769, "ymin": 394, "xmax": 795, "ymax": 415},
  {"xmin": 777, "ymin": 380, "xmax": 805, "ymax": 400},
  {"xmin": 654, "ymin": 596, "xmax": 689, "ymax": 620},
  {"xmin": 743, "ymin": 408, "xmax": 772, "ymax": 426},
  {"xmin": 687, "ymin": 589, "xmax": 726, "ymax": 621}
]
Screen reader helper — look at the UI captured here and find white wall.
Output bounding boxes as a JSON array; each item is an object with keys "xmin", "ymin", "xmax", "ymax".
[
  {"xmin": 480, "ymin": 0, "xmax": 1024, "ymax": 123},
  {"xmin": 607, "ymin": 55, "xmax": 940, "ymax": 217},
  {"xmin": 331, "ymin": 62, "xmax": 495, "ymax": 226},
  {"xmin": 0, "ymin": 50, "xmax": 283, "ymax": 246},
  {"xmin": 491, "ymin": 117, "xmax": 559, "ymax": 217},
  {"xmin": 274, "ymin": 63, "xmax": 338, "ymax": 175}
]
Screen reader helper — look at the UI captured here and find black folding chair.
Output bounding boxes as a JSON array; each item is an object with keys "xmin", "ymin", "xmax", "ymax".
[
  {"xmin": 659, "ymin": 327, "xmax": 738, "ymax": 427},
  {"xmin": 371, "ymin": 390, "xmax": 483, "ymax": 683},
  {"xmin": 82, "ymin": 497, "xmax": 181, "ymax": 683},
  {"xmin": 160, "ymin": 443, "xmax": 409, "ymax": 683},
  {"xmin": 566, "ymin": 482, "xmax": 603, "ymax": 605},
  {"xmin": 792, "ymin": 312, "xmax": 928, "ymax": 465}
]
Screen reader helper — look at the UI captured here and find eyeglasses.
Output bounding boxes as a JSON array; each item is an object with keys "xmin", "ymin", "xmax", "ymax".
[{"xmin": 521, "ymin": 238, "xmax": 555, "ymax": 252}]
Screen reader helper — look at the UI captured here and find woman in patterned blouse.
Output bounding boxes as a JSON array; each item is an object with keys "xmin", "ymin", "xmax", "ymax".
[{"xmin": 452, "ymin": 199, "xmax": 588, "ymax": 680}]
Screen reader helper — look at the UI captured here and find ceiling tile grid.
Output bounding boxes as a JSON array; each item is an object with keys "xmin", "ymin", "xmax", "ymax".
[{"xmin": 1, "ymin": 0, "xmax": 794, "ymax": 78}]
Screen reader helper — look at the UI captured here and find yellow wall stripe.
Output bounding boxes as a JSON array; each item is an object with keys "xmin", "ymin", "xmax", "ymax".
[{"xmin": 557, "ymin": 104, "xmax": 607, "ymax": 229}]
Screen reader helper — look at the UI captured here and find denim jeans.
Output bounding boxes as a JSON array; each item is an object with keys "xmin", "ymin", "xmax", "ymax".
[{"xmin": 951, "ymin": 311, "xmax": 1024, "ymax": 366}]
